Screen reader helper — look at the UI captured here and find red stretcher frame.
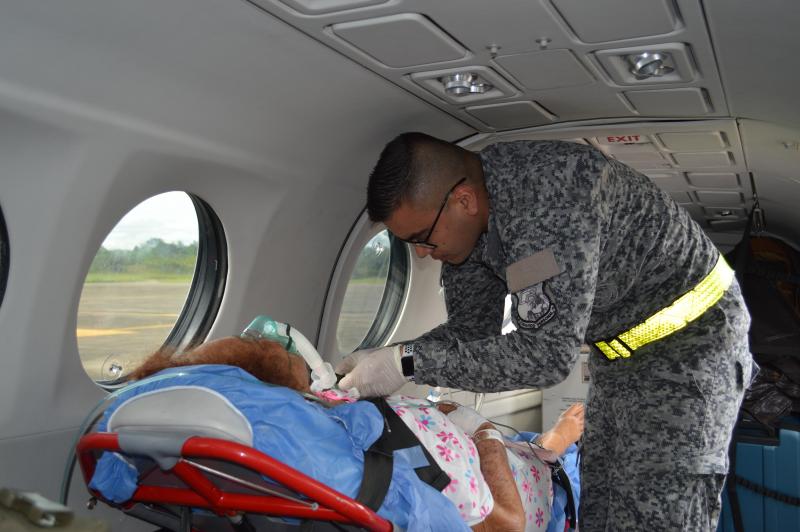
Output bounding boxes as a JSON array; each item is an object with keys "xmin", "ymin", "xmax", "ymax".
[{"xmin": 77, "ymin": 432, "xmax": 393, "ymax": 532}]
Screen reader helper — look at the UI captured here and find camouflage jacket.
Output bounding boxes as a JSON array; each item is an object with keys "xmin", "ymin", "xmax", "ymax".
[{"xmin": 410, "ymin": 140, "xmax": 720, "ymax": 391}]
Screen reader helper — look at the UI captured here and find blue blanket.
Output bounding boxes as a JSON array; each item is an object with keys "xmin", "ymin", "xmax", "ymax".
[{"xmin": 89, "ymin": 365, "xmax": 469, "ymax": 532}]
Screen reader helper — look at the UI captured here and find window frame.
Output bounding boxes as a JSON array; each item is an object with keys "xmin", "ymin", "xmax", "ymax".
[
  {"xmin": 90, "ymin": 193, "xmax": 227, "ymax": 386},
  {"xmin": 0, "ymin": 202, "xmax": 8, "ymax": 309},
  {"xmin": 356, "ymin": 232, "xmax": 409, "ymax": 349},
  {"xmin": 161, "ymin": 195, "xmax": 228, "ymax": 352},
  {"xmin": 318, "ymin": 211, "xmax": 410, "ymax": 359}
]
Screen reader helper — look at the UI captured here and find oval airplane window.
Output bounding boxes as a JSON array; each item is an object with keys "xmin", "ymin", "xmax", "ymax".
[
  {"xmin": 336, "ymin": 230, "xmax": 400, "ymax": 353},
  {"xmin": 77, "ymin": 192, "xmax": 227, "ymax": 383}
]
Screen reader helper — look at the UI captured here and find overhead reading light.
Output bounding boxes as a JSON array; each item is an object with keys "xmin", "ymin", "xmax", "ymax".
[
  {"xmin": 628, "ymin": 52, "xmax": 675, "ymax": 79},
  {"xmin": 441, "ymin": 72, "xmax": 493, "ymax": 96}
]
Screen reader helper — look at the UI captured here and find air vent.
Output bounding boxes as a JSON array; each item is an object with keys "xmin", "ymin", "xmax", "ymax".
[{"xmin": 595, "ymin": 43, "xmax": 696, "ymax": 85}]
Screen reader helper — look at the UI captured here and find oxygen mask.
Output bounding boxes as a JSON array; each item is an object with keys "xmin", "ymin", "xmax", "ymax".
[{"xmin": 241, "ymin": 315, "xmax": 337, "ymax": 393}]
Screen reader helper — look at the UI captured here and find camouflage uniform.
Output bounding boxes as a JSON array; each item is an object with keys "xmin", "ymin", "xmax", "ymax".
[{"xmin": 407, "ymin": 140, "xmax": 754, "ymax": 531}]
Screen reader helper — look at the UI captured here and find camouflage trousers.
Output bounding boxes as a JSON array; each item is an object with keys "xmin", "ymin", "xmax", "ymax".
[{"xmin": 580, "ymin": 285, "xmax": 753, "ymax": 531}]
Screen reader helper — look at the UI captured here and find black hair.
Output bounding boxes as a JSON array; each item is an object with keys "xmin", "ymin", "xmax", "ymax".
[{"xmin": 366, "ymin": 132, "xmax": 466, "ymax": 222}]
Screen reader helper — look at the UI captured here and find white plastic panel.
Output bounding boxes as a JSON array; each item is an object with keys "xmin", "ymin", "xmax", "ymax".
[
  {"xmin": 551, "ymin": 0, "xmax": 679, "ymax": 43},
  {"xmin": 686, "ymin": 172, "xmax": 740, "ymax": 188},
  {"xmin": 272, "ymin": 0, "xmax": 388, "ymax": 15},
  {"xmin": 330, "ymin": 13, "xmax": 467, "ymax": 68},
  {"xmin": 658, "ymin": 131, "xmax": 727, "ymax": 150},
  {"xmin": 625, "ymin": 88, "xmax": 711, "ymax": 115},
  {"xmin": 694, "ymin": 190, "xmax": 744, "ymax": 206},
  {"xmin": 466, "ymin": 101, "xmax": 555, "ymax": 130},
  {"xmin": 614, "ymin": 151, "xmax": 666, "ymax": 163},
  {"xmin": 672, "ymin": 152, "xmax": 732, "ymax": 167},
  {"xmin": 648, "ymin": 172, "xmax": 689, "ymax": 191},
  {"xmin": 669, "ymin": 191, "xmax": 693, "ymax": 204},
  {"xmin": 494, "ymin": 49, "xmax": 594, "ymax": 90}
]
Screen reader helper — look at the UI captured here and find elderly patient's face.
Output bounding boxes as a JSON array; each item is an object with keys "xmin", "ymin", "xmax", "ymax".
[{"xmin": 189, "ymin": 336, "xmax": 311, "ymax": 392}]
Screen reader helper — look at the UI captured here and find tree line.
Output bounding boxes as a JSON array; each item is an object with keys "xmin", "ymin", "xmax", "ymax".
[
  {"xmin": 88, "ymin": 233, "xmax": 391, "ymax": 283},
  {"xmin": 88, "ymin": 238, "xmax": 197, "ymax": 282}
]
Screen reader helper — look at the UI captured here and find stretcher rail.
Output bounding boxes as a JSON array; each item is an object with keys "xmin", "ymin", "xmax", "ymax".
[{"xmin": 77, "ymin": 432, "xmax": 393, "ymax": 531}]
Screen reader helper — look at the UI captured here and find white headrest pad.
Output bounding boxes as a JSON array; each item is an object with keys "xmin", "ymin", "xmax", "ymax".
[{"xmin": 108, "ymin": 386, "xmax": 254, "ymax": 446}]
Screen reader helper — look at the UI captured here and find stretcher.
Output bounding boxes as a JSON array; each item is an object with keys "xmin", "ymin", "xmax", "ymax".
[
  {"xmin": 75, "ymin": 377, "xmax": 395, "ymax": 532},
  {"xmin": 77, "ymin": 433, "xmax": 392, "ymax": 531}
]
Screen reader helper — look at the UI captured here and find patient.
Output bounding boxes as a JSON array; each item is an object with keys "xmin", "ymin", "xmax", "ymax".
[{"xmin": 125, "ymin": 336, "xmax": 584, "ymax": 532}]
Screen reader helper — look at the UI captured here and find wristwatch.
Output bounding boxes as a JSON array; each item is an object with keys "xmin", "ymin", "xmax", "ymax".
[{"xmin": 400, "ymin": 343, "xmax": 415, "ymax": 381}]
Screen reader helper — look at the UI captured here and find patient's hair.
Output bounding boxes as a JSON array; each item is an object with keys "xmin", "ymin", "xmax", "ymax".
[{"xmin": 128, "ymin": 337, "xmax": 307, "ymax": 390}]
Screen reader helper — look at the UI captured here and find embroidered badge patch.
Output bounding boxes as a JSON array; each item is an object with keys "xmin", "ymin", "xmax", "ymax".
[{"xmin": 512, "ymin": 283, "xmax": 556, "ymax": 329}]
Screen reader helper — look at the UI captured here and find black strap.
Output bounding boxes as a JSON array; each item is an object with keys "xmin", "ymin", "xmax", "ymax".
[
  {"xmin": 733, "ymin": 474, "xmax": 800, "ymax": 506},
  {"xmin": 733, "ymin": 199, "xmax": 760, "ymax": 288},
  {"xmin": 552, "ymin": 465, "xmax": 577, "ymax": 530},
  {"xmin": 355, "ymin": 443, "xmax": 394, "ymax": 512},
  {"xmin": 355, "ymin": 398, "xmax": 450, "ymax": 511}
]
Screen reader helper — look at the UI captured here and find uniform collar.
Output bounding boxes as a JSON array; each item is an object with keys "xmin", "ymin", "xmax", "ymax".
[{"xmin": 476, "ymin": 151, "xmax": 504, "ymax": 268}]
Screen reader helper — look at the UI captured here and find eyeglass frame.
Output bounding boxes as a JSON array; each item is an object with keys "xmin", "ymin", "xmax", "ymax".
[{"xmin": 397, "ymin": 177, "xmax": 467, "ymax": 249}]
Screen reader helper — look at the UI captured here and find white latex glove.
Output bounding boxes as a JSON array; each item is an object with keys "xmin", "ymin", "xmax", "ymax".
[
  {"xmin": 446, "ymin": 405, "xmax": 489, "ymax": 436},
  {"xmin": 336, "ymin": 345, "xmax": 406, "ymax": 398}
]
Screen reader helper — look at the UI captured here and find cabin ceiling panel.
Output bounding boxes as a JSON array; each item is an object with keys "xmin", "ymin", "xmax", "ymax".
[
  {"xmin": 623, "ymin": 88, "xmax": 712, "ymax": 116},
  {"xmin": 277, "ymin": 0, "xmax": 390, "ymax": 15},
  {"xmin": 550, "ymin": 0, "xmax": 679, "ymax": 43},
  {"xmin": 249, "ymin": 0, "xmax": 727, "ymax": 131},
  {"xmin": 493, "ymin": 50, "xmax": 595, "ymax": 91},
  {"xmin": 329, "ymin": 13, "xmax": 469, "ymax": 68},
  {"xmin": 465, "ymin": 101, "xmax": 555, "ymax": 130}
]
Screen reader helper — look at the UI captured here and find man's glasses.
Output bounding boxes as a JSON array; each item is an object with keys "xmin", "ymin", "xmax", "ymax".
[{"xmin": 399, "ymin": 177, "xmax": 466, "ymax": 249}]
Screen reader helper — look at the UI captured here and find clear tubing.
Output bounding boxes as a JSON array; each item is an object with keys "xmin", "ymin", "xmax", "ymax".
[{"xmin": 275, "ymin": 322, "xmax": 336, "ymax": 392}]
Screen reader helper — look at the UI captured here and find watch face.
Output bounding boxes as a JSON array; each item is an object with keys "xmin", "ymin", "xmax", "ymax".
[{"xmin": 401, "ymin": 353, "xmax": 415, "ymax": 377}]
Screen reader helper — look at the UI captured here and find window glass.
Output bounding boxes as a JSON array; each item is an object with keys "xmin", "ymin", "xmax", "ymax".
[
  {"xmin": 77, "ymin": 192, "xmax": 199, "ymax": 381},
  {"xmin": 336, "ymin": 230, "xmax": 391, "ymax": 353}
]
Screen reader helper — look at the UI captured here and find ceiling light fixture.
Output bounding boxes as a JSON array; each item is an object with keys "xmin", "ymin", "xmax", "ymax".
[
  {"xmin": 628, "ymin": 52, "xmax": 675, "ymax": 79},
  {"xmin": 441, "ymin": 73, "xmax": 493, "ymax": 96}
]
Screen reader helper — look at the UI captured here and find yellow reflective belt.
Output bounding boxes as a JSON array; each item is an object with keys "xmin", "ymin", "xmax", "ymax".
[{"xmin": 594, "ymin": 255, "xmax": 734, "ymax": 360}]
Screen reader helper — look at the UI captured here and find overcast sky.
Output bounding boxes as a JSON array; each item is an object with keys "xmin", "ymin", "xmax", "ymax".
[{"xmin": 102, "ymin": 191, "xmax": 198, "ymax": 250}]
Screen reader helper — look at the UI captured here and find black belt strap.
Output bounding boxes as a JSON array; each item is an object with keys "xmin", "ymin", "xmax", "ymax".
[
  {"xmin": 552, "ymin": 464, "xmax": 577, "ymax": 530},
  {"xmin": 355, "ymin": 398, "xmax": 450, "ymax": 511}
]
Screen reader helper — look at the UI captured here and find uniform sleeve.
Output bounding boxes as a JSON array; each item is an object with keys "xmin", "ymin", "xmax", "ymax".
[
  {"xmin": 415, "ymin": 259, "xmax": 507, "ymax": 344},
  {"xmin": 412, "ymin": 146, "xmax": 609, "ymax": 391}
]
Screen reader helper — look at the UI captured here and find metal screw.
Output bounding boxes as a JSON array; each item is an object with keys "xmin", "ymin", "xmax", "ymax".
[
  {"xmin": 536, "ymin": 37, "xmax": 551, "ymax": 49},
  {"xmin": 486, "ymin": 44, "xmax": 501, "ymax": 58}
]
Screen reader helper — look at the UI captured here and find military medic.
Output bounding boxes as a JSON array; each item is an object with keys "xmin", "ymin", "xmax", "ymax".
[{"xmin": 338, "ymin": 132, "xmax": 754, "ymax": 531}]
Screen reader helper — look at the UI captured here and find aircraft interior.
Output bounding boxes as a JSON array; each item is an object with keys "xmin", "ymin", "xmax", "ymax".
[{"xmin": 1, "ymin": 0, "xmax": 799, "ymax": 530}]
